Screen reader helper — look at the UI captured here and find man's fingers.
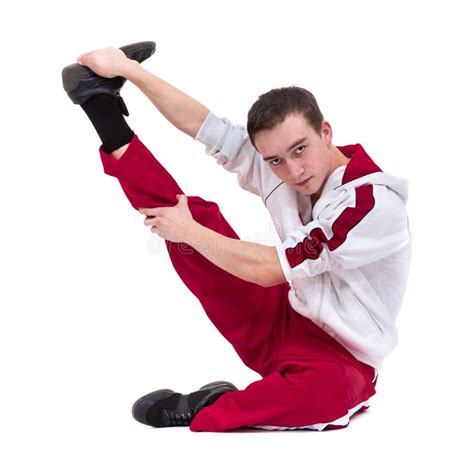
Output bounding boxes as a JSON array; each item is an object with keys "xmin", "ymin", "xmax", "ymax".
[
  {"xmin": 77, "ymin": 53, "xmax": 94, "ymax": 67},
  {"xmin": 144, "ymin": 216, "xmax": 158, "ymax": 226},
  {"xmin": 139, "ymin": 207, "xmax": 166, "ymax": 219},
  {"xmin": 144, "ymin": 209, "xmax": 167, "ymax": 226}
]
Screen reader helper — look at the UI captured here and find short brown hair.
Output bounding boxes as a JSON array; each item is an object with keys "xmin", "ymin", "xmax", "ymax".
[{"xmin": 247, "ymin": 86, "xmax": 324, "ymax": 149}]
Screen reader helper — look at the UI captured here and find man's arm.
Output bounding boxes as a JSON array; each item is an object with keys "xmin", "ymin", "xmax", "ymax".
[
  {"xmin": 184, "ymin": 221, "xmax": 286, "ymax": 288},
  {"xmin": 138, "ymin": 196, "xmax": 286, "ymax": 288},
  {"xmin": 125, "ymin": 62, "xmax": 276, "ymax": 199},
  {"xmin": 76, "ymin": 48, "xmax": 210, "ymax": 139},
  {"xmin": 276, "ymin": 185, "xmax": 412, "ymax": 281},
  {"xmin": 125, "ymin": 62, "xmax": 209, "ymax": 139}
]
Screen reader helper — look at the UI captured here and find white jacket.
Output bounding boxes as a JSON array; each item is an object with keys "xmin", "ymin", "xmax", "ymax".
[{"xmin": 194, "ymin": 111, "xmax": 412, "ymax": 370}]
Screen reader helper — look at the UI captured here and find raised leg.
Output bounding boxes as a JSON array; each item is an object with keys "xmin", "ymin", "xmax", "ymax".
[{"xmin": 99, "ymin": 133, "xmax": 287, "ymax": 376}]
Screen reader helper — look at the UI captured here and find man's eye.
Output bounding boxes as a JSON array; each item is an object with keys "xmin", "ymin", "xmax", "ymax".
[
  {"xmin": 270, "ymin": 158, "xmax": 282, "ymax": 166},
  {"xmin": 295, "ymin": 146, "xmax": 305, "ymax": 154}
]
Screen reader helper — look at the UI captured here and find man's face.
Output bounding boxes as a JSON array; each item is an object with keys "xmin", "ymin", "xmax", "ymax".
[{"xmin": 254, "ymin": 112, "xmax": 334, "ymax": 197}]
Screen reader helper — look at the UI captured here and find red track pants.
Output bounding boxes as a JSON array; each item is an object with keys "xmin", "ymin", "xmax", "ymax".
[{"xmin": 99, "ymin": 133, "xmax": 378, "ymax": 432}]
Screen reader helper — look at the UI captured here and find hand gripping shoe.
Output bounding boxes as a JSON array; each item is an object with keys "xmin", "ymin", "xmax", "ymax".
[
  {"xmin": 131, "ymin": 380, "xmax": 238, "ymax": 428},
  {"xmin": 61, "ymin": 41, "xmax": 156, "ymax": 116}
]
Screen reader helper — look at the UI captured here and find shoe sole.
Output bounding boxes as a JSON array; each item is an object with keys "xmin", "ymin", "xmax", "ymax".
[{"xmin": 62, "ymin": 41, "xmax": 156, "ymax": 102}]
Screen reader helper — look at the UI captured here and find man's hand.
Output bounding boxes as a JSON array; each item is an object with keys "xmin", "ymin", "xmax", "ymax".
[
  {"xmin": 77, "ymin": 47, "xmax": 138, "ymax": 78},
  {"xmin": 139, "ymin": 195, "xmax": 286, "ymax": 286},
  {"xmin": 138, "ymin": 194, "xmax": 196, "ymax": 243}
]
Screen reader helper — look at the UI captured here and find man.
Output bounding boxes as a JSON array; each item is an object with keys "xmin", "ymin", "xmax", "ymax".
[{"xmin": 62, "ymin": 41, "xmax": 411, "ymax": 432}]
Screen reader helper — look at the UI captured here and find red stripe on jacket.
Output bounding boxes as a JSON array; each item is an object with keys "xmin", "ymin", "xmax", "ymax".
[{"xmin": 285, "ymin": 185, "xmax": 376, "ymax": 269}]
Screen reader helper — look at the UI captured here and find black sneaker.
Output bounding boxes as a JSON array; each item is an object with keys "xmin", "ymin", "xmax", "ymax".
[
  {"xmin": 132, "ymin": 380, "xmax": 238, "ymax": 428},
  {"xmin": 61, "ymin": 41, "xmax": 156, "ymax": 115}
]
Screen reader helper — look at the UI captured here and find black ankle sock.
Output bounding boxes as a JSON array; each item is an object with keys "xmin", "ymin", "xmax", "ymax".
[{"xmin": 80, "ymin": 93, "xmax": 134, "ymax": 154}]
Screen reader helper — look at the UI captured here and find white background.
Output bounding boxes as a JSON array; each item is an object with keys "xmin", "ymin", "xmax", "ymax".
[{"xmin": 1, "ymin": 0, "xmax": 472, "ymax": 472}]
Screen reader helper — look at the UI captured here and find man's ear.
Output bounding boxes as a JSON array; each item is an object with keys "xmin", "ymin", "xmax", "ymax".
[{"xmin": 321, "ymin": 120, "xmax": 333, "ymax": 147}]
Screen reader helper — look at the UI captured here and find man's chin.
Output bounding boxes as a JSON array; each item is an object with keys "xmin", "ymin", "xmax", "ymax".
[{"xmin": 288, "ymin": 180, "xmax": 321, "ymax": 196}]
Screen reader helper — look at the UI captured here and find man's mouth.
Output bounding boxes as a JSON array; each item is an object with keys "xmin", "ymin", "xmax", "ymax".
[{"xmin": 295, "ymin": 176, "xmax": 312, "ymax": 186}]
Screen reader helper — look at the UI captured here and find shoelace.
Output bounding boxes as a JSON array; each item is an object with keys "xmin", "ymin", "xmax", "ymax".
[{"xmin": 163, "ymin": 407, "xmax": 198, "ymax": 426}]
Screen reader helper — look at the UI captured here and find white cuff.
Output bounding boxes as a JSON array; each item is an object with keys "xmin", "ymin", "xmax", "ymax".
[
  {"xmin": 193, "ymin": 110, "xmax": 226, "ymax": 154},
  {"xmin": 275, "ymin": 242, "xmax": 293, "ymax": 283}
]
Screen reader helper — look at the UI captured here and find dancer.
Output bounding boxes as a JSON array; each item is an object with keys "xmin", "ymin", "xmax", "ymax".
[{"xmin": 62, "ymin": 41, "xmax": 411, "ymax": 432}]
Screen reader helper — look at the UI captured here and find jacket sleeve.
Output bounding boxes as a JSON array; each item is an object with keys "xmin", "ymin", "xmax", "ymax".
[
  {"xmin": 275, "ymin": 183, "xmax": 412, "ymax": 281},
  {"xmin": 193, "ymin": 110, "xmax": 271, "ymax": 197}
]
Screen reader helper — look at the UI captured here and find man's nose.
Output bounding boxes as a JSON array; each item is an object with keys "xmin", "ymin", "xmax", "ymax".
[{"xmin": 286, "ymin": 160, "xmax": 305, "ymax": 181}]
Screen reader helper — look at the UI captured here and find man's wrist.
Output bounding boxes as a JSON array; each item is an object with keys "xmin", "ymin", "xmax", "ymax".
[
  {"xmin": 184, "ymin": 220, "xmax": 205, "ymax": 245},
  {"xmin": 123, "ymin": 59, "xmax": 143, "ymax": 81}
]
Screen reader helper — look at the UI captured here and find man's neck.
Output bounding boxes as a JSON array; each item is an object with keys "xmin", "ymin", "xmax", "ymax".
[{"xmin": 311, "ymin": 146, "xmax": 350, "ymax": 206}]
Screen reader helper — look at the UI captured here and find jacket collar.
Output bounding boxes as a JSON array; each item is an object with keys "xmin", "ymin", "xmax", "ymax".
[
  {"xmin": 309, "ymin": 143, "xmax": 384, "ymax": 219},
  {"xmin": 319, "ymin": 143, "xmax": 382, "ymax": 199},
  {"xmin": 337, "ymin": 143, "xmax": 382, "ymax": 184}
]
